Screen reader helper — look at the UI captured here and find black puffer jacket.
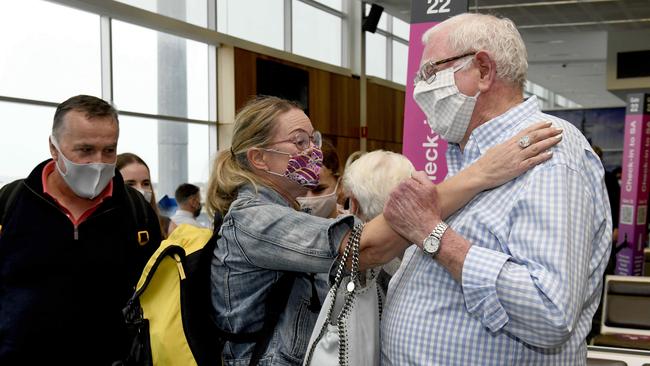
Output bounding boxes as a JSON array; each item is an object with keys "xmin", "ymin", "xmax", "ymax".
[{"xmin": 0, "ymin": 159, "xmax": 161, "ymax": 365}]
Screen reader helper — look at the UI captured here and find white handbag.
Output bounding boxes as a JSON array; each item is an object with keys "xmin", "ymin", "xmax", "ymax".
[{"xmin": 303, "ymin": 224, "xmax": 383, "ymax": 366}]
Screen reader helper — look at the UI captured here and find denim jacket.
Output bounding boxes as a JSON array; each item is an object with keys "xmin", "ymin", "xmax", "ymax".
[{"xmin": 210, "ymin": 184, "xmax": 355, "ymax": 366}]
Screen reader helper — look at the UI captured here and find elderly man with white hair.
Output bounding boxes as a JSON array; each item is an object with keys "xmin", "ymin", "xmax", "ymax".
[
  {"xmin": 342, "ymin": 150, "xmax": 414, "ymax": 291},
  {"xmin": 381, "ymin": 13, "xmax": 611, "ymax": 365}
]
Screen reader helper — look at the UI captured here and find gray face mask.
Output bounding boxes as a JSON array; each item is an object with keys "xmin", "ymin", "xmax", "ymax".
[{"xmin": 50, "ymin": 135, "xmax": 116, "ymax": 199}]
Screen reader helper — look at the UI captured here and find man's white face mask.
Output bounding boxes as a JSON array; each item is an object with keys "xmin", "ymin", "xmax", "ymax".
[
  {"xmin": 413, "ymin": 57, "xmax": 479, "ymax": 144},
  {"xmin": 50, "ymin": 135, "xmax": 116, "ymax": 199}
]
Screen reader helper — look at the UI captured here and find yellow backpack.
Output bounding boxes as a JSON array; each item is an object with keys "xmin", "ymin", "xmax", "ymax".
[
  {"xmin": 123, "ymin": 223, "xmax": 299, "ymax": 366},
  {"xmin": 123, "ymin": 224, "xmax": 221, "ymax": 366}
]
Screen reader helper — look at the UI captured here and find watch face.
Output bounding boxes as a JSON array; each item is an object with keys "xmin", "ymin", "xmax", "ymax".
[{"xmin": 423, "ymin": 236, "xmax": 439, "ymax": 254}]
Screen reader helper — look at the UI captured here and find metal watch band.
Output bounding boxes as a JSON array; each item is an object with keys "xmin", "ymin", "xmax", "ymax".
[
  {"xmin": 422, "ymin": 221, "xmax": 449, "ymax": 258},
  {"xmin": 431, "ymin": 221, "xmax": 448, "ymax": 241}
]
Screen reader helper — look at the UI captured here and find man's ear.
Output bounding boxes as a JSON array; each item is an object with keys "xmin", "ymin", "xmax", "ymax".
[
  {"xmin": 49, "ymin": 136, "xmax": 59, "ymax": 161},
  {"xmin": 246, "ymin": 148, "xmax": 269, "ymax": 171},
  {"xmin": 475, "ymin": 51, "xmax": 497, "ymax": 92}
]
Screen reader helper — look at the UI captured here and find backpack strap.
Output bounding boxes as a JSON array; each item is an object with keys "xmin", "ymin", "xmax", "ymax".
[
  {"xmin": 124, "ymin": 186, "xmax": 152, "ymax": 246},
  {"xmin": 0, "ymin": 180, "xmax": 24, "ymax": 236}
]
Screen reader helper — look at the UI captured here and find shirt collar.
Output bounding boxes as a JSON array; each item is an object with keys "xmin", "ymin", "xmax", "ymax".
[
  {"xmin": 238, "ymin": 184, "xmax": 293, "ymax": 207},
  {"xmin": 470, "ymin": 96, "xmax": 541, "ymax": 155},
  {"xmin": 175, "ymin": 209, "xmax": 195, "ymax": 218}
]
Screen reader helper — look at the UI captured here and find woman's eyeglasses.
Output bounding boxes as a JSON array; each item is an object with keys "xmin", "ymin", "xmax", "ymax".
[{"xmin": 269, "ymin": 130, "xmax": 322, "ymax": 151}]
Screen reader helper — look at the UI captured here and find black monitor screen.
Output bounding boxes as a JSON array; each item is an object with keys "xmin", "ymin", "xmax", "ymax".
[
  {"xmin": 256, "ymin": 58, "xmax": 309, "ymax": 115},
  {"xmin": 617, "ymin": 50, "xmax": 650, "ymax": 79}
]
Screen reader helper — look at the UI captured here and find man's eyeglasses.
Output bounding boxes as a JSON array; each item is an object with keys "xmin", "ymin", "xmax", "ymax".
[
  {"xmin": 414, "ymin": 52, "xmax": 476, "ymax": 84},
  {"xmin": 269, "ymin": 130, "xmax": 322, "ymax": 151}
]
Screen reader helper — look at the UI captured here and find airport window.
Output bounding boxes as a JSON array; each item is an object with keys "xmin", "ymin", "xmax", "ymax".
[
  {"xmin": 525, "ymin": 80, "xmax": 581, "ymax": 110},
  {"xmin": 115, "ymin": 0, "xmax": 208, "ymax": 28},
  {"xmin": 392, "ymin": 40, "xmax": 408, "ymax": 85},
  {"xmin": 0, "ymin": 0, "xmax": 101, "ymax": 103},
  {"xmin": 217, "ymin": 0, "xmax": 284, "ymax": 50},
  {"xmin": 366, "ymin": 32, "xmax": 387, "ymax": 79},
  {"xmin": 0, "ymin": 101, "xmax": 53, "ymax": 187},
  {"xmin": 363, "ymin": 4, "xmax": 409, "ymax": 85},
  {"xmin": 392, "ymin": 16, "xmax": 410, "ymax": 41},
  {"xmin": 292, "ymin": 0, "xmax": 342, "ymax": 66},
  {"xmin": 112, "ymin": 20, "xmax": 210, "ymax": 120},
  {"xmin": 118, "ymin": 116, "xmax": 212, "ymax": 194},
  {"xmin": 0, "ymin": 0, "xmax": 216, "ymax": 196},
  {"xmin": 312, "ymin": 0, "xmax": 342, "ymax": 11}
]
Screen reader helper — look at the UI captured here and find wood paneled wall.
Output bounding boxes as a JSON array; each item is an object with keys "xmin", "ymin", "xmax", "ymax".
[
  {"xmin": 366, "ymin": 81, "xmax": 405, "ymax": 154},
  {"xmin": 233, "ymin": 47, "xmax": 404, "ymax": 170}
]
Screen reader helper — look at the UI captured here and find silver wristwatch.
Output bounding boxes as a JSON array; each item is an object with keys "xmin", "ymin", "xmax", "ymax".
[{"xmin": 422, "ymin": 221, "xmax": 449, "ymax": 258}]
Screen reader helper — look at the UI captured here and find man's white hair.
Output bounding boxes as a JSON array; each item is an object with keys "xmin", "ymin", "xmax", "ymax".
[
  {"xmin": 342, "ymin": 150, "xmax": 414, "ymax": 221},
  {"xmin": 422, "ymin": 13, "xmax": 528, "ymax": 88}
]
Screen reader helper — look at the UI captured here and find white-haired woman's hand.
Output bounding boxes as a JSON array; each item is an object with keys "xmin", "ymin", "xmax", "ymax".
[{"xmin": 469, "ymin": 121, "xmax": 562, "ymax": 189}]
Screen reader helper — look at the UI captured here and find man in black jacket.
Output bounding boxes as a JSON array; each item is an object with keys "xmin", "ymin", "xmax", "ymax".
[{"xmin": 0, "ymin": 95, "xmax": 161, "ymax": 365}]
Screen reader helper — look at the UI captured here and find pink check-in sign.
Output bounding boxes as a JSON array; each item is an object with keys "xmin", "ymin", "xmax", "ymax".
[
  {"xmin": 616, "ymin": 93, "xmax": 650, "ymax": 276},
  {"xmin": 402, "ymin": 0, "xmax": 469, "ymax": 183}
]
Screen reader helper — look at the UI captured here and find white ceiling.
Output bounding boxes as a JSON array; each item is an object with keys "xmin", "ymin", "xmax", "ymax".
[{"xmin": 367, "ymin": 0, "xmax": 650, "ymax": 109}]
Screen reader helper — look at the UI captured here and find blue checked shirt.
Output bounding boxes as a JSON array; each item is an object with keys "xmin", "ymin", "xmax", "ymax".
[{"xmin": 381, "ymin": 97, "xmax": 612, "ymax": 365}]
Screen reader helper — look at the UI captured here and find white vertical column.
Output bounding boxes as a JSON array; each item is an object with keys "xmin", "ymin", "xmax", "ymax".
[
  {"xmin": 99, "ymin": 15, "xmax": 113, "ymax": 102},
  {"xmin": 359, "ymin": 1, "xmax": 367, "ymax": 152},
  {"xmin": 217, "ymin": 45, "xmax": 236, "ymax": 152},
  {"xmin": 157, "ymin": 0, "xmax": 188, "ymax": 197},
  {"xmin": 284, "ymin": 0, "xmax": 293, "ymax": 53},
  {"xmin": 385, "ymin": 13, "xmax": 393, "ymax": 82},
  {"xmin": 342, "ymin": 0, "xmax": 361, "ymax": 72},
  {"xmin": 207, "ymin": 0, "xmax": 218, "ymax": 160}
]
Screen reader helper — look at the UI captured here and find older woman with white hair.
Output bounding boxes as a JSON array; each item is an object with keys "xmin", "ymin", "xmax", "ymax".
[
  {"xmin": 342, "ymin": 150, "xmax": 414, "ymax": 222},
  {"xmin": 342, "ymin": 150, "xmax": 415, "ymax": 291}
]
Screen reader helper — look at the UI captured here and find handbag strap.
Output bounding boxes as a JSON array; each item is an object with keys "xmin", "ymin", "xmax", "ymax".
[
  {"xmin": 327, "ymin": 223, "xmax": 364, "ymax": 324},
  {"xmin": 304, "ymin": 223, "xmax": 364, "ymax": 366},
  {"xmin": 330, "ymin": 224, "xmax": 360, "ymax": 289},
  {"xmin": 335, "ymin": 224, "xmax": 363, "ymax": 366}
]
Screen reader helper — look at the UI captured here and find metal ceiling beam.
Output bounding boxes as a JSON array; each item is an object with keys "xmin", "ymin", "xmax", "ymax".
[
  {"xmin": 518, "ymin": 18, "xmax": 650, "ymax": 29},
  {"xmin": 469, "ymin": 0, "xmax": 616, "ymax": 11}
]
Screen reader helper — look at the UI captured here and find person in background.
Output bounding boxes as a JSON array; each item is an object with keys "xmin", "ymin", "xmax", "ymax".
[
  {"xmin": 382, "ymin": 13, "xmax": 609, "ymax": 365},
  {"xmin": 205, "ymin": 95, "xmax": 560, "ymax": 366},
  {"xmin": 297, "ymin": 138, "xmax": 341, "ymax": 218},
  {"xmin": 341, "ymin": 149, "xmax": 415, "ymax": 293},
  {"xmin": 117, "ymin": 152, "xmax": 170, "ymax": 238},
  {"xmin": 0, "ymin": 95, "xmax": 161, "ymax": 365},
  {"xmin": 169, "ymin": 183, "xmax": 204, "ymax": 235}
]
